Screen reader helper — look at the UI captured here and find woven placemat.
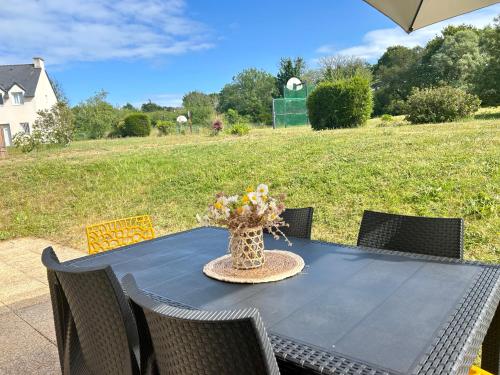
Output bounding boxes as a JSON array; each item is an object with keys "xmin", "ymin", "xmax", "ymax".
[{"xmin": 203, "ymin": 250, "xmax": 305, "ymax": 284}]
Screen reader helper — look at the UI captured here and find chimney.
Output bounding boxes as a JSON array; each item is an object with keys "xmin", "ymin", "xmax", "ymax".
[{"xmin": 33, "ymin": 57, "xmax": 45, "ymax": 70}]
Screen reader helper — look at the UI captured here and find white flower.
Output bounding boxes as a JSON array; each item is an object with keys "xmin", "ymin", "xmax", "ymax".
[
  {"xmin": 196, "ymin": 214, "xmax": 210, "ymax": 226},
  {"xmin": 247, "ymin": 192, "xmax": 258, "ymax": 205},
  {"xmin": 256, "ymin": 184, "xmax": 268, "ymax": 196},
  {"xmin": 227, "ymin": 195, "xmax": 239, "ymax": 203},
  {"xmin": 242, "ymin": 204, "xmax": 251, "ymax": 213}
]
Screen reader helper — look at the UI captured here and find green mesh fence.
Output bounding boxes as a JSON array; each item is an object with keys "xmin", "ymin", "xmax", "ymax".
[{"xmin": 273, "ymin": 83, "xmax": 315, "ymax": 128}]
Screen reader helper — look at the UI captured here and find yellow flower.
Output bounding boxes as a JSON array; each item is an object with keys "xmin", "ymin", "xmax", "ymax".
[
  {"xmin": 242, "ymin": 195, "xmax": 249, "ymax": 203},
  {"xmin": 262, "ymin": 195, "xmax": 268, "ymax": 202},
  {"xmin": 214, "ymin": 201, "xmax": 223, "ymax": 210},
  {"xmin": 246, "ymin": 186, "xmax": 254, "ymax": 193},
  {"xmin": 236, "ymin": 207, "xmax": 244, "ymax": 215}
]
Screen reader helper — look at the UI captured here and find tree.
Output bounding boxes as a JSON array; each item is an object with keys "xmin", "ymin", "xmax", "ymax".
[
  {"xmin": 182, "ymin": 91, "xmax": 215, "ymax": 126},
  {"xmin": 372, "ymin": 46, "xmax": 421, "ymax": 115},
  {"xmin": 474, "ymin": 16, "xmax": 500, "ymax": 105},
  {"xmin": 141, "ymin": 100, "xmax": 164, "ymax": 112},
  {"xmin": 72, "ymin": 90, "xmax": 120, "ymax": 139},
  {"xmin": 317, "ymin": 55, "xmax": 372, "ymax": 82},
  {"xmin": 48, "ymin": 75, "xmax": 68, "ymax": 104},
  {"xmin": 276, "ymin": 57, "xmax": 306, "ymax": 96},
  {"xmin": 218, "ymin": 68, "xmax": 278, "ymax": 123},
  {"xmin": 430, "ymin": 29, "xmax": 484, "ymax": 91},
  {"xmin": 122, "ymin": 103, "xmax": 137, "ymax": 111}
]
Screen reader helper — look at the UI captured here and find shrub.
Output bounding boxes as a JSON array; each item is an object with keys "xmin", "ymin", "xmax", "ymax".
[
  {"xmin": 228, "ymin": 123, "xmax": 250, "ymax": 136},
  {"xmin": 157, "ymin": 120, "xmax": 177, "ymax": 135},
  {"xmin": 122, "ymin": 113, "xmax": 151, "ymax": 137},
  {"xmin": 12, "ymin": 132, "xmax": 38, "ymax": 153},
  {"xmin": 212, "ymin": 119, "xmax": 223, "ymax": 135},
  {"xmin": 72, "ymin": 90, "xmax": 119, "ymax": 139},
  {"xmin": 380, "ymin": 114, "xmax": 394, "ymax": 122},
  {"xmin": 13, "ymin": 102, "xmax": 74, "ymax": 153},
  {"xmin": 405, "ymin": 86, "xmax": 481, "ymax": 124},
  {"xmin": 225, "ymin": 109, "xmax": 241, "ymax": 125},
  {"xmin": 257, "ymin": 112, "xmax": 273, "ymax": 125},
  {"xmin": 307, "ymin": 76, "xmax": 373, "ymax": 130}
]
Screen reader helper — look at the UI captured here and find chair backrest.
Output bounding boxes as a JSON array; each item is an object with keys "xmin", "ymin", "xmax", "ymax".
[
  {"xmin": 45, "ymin": 262, "xmax": 70, "ymax": 372},
  {"xmin": 357, "ymin": 210, "xmax": 464, "ymax": 259},
  {"xmin": 41, "ymin": 247, "xmax": 141, "ymax": 375},
  {"xmin": 280, "ymin": 207, "xmax": 314, "ymax": 239},
  {"xmin": 86, "ymin": 215, "xmax": 155, "ymax": 254},
  {"xmin": 123, "ymin": 274, "xmax": 281, "ymax": 375}
]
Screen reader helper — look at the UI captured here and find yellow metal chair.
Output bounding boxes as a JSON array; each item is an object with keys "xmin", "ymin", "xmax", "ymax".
[
  {"xmin": 86, "ymin": 215, "xmax": 155, "ymax": 254},
  {"xmin": 470, "ymin": 366, "xmax": 493, "ymax": 375}
]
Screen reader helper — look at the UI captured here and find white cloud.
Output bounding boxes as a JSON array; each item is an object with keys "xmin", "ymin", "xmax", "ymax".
[
  {"xmin": 316, "ymin": 5, "xmax": 500, "ymax": 62},
  {"xmin": 132, "ymin": 93, "xmax": 183, "ymax": 108},
  {"xmin": 0, "ymin": 0, "xmax": 214, "ymax": 65}
]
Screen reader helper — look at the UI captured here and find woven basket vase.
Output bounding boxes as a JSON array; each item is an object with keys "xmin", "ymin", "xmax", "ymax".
[{"xmin": 229, "ymin": 226, "xmax": 265, "ymax": 270}]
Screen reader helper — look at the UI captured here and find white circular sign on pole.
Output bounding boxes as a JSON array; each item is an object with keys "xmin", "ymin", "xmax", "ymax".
[
  {"xmin": 176, "ymin": 115, "xmax": 188, "ymax": 123},
  {"xmin": 286, "ymin": 77, "xmax": 303, "ymax": 91}
]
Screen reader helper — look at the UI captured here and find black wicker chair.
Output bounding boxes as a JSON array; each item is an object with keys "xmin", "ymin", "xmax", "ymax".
[
  {"xmin": 41, "ymin": 247, "xmax": 154, "ymax": 375},
  {"xmin": 357, "ymin": 210, "xmax": 464, "ymax": 259},
  {"xmin": 279, "ymin": 207, "xmax": 314, "ymax": 239},
  {"xmin": 123, "ymin": 273, "xmax": 281, "ymax": 375}
]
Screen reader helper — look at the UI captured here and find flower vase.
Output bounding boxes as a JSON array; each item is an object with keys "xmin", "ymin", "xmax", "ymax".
[{"xmin": 229, "ymin": 226, "xmax": 265, "ymax": 269}]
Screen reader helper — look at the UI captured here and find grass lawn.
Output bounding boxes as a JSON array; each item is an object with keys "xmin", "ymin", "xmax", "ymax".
[{"xmin": 1, "ymin": 109, "xmax": 499, "ymax": 262}]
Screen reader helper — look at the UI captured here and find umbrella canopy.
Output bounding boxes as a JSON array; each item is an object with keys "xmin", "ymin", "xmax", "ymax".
[{"xmin": 363, "ymin": 0, "xmax": 499, "ymax": 32}]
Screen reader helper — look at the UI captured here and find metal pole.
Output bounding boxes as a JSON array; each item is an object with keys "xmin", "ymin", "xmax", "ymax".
[{"xmin": 272, "ymin": 99, "xmax": 276, "ymax": 129}]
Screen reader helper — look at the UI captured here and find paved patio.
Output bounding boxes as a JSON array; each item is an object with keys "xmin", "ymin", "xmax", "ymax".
[{"xmin": 0, "ymin": 238, "xmax": 84, "ymax": 374}]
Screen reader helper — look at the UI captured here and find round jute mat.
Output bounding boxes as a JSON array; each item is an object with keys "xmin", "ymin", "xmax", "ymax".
[{"xmin": 203, "ymin": 250, "xmax": 305, "ymax": 284}]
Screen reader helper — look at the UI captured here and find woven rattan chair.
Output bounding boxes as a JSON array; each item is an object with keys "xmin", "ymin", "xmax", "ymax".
[
  {"xmin": 86, "ymin": 215, "xmax": 155, "ymax": 254},
  {"xmin": 357, "ymin": 210, "xmax": 464, "ymax": 259},
  {"xmin": 41, "ymin": 247, "xmax": 155, "ymax": 375},
  {"xmin": 123, "ymin": 273, "xmax": 281, "ymax": 375},
  {"xmin": 280, "ymin": 207, "xmax": 314, "ymax": 239}
]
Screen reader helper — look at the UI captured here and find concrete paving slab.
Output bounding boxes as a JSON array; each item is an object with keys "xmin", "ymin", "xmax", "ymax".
[{"xmin": 0, "ymin": 237, "xmax": 84, "ymax": 375}]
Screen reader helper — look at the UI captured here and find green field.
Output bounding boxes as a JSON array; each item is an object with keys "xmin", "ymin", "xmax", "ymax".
[{"xmin": 1, "ymin": 109, "xmax": 499, "ymax": 262}]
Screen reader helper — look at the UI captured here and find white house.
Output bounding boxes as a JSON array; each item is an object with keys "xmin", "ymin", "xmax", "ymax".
[{"xmin": 0, "ymin": 57, "xmax": 58, "ymax": 146}]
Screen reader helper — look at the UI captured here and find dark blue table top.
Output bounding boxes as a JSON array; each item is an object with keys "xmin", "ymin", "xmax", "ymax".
[{"xmin": 68, "ymin": 227, "xmax": 496, "ymax": 374}]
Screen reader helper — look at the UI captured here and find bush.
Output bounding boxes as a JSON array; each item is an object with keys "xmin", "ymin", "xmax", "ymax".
[
  {"xmin": 157, "ymin": 120, "xmax": 176, "ymax": 135},
  {"xmin": 228, "ymin": 123, "xmax": 250, "ymax": 136},
  {"xmin": 13, "ymin": 102, "xmax": 74, "ymax": 153},
  {"xmin": 122, "ymin": 113, "xmax": 151, "ymax": 137},
  {"xmin": 225, "ymin": 109, "xmax": 241, "ymax": 125},
  {"xmin": 257, "ymin": 112, "xmax": 273, "ymax": 125},
  {"xmin": 12, "ymin": 132, "xmax": 38, "ymax": 153},
  {"xmin": 307, "ymin": 76, "xmax": 373, "ymax": 130},
  {"xmin": 380, "ymin": 114, "xmax": 394, "ymax": 122},
  {"xmin": 212, "ymin": 119, "xmax": 223, "ymax": 135},
  {"xmin": 405, "ymin": 86, "xmax": 481, "ymax": 124}
]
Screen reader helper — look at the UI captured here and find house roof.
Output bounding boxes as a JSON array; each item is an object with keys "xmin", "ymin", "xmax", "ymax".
[{"xmin": 0, "ymin": 64, "xmax": 42, "ymax": 97}]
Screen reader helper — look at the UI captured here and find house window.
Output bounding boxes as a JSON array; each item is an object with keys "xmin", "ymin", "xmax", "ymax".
[
  {"xmin": 0, "ymin": 93, "xmax": 3, "ymax": 105},
  {"xmin": 20, "ymin": 122, "xmax": 30, "ymax": 134},
  {"xmin": 12, "ymin": 92, "xmax": 24, "ymax": 105}
]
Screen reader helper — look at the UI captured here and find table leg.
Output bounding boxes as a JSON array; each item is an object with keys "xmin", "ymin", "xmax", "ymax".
[{"xmin": 482, "ymin": 301, "xmax": 500, "ymax": 375}]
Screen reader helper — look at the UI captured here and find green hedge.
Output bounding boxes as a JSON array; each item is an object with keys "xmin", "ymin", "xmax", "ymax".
[
  {"xmin": 405, "ymin": 86, "xmax": 481, "ymax": 124},
  {"xmin": 122, "ymin": 113, "xmax": 151, "ymax": 137},
  {"xmin": 307, "ymin": 76, "xmax": 373, "ymax": 130},
  {"xmin": 157, "ymin": 120, "xmax": 176, "ymax": 135}
]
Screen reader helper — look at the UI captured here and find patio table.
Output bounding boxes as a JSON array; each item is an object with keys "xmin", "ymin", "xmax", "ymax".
[{"xmin": 66, "ymin": 227, "xmax": 500, "ymax": 375}]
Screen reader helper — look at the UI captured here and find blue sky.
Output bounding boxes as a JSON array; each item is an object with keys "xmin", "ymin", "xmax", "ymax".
[{"xmin": 1, "ymin": 0, "xmax": 499, "ymax": 107}]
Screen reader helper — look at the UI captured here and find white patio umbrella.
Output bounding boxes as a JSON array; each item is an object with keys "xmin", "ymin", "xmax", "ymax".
[{"xmin": 363, "ymin": 0, "xmax": 500, "ymax": 32}]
